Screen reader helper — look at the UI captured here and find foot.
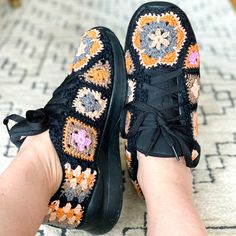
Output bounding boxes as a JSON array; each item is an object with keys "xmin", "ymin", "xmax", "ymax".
[{"xmin": 18, "ymin": 130, "xmax": 62, "ymax": 197}]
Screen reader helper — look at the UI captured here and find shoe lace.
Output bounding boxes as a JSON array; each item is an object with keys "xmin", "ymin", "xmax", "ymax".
[
  {"xmin": 120, "ymin": 69, "xmax": 200, "ymax": 165},
  {"xmin": 3, "ymin": 73, "xmax": 78, "ymax": 148}
]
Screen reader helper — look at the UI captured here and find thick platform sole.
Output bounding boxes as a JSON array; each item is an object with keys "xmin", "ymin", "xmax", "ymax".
[{"xmin": 79, "ymin": 27, "xmax": 127, "ymax": 235}]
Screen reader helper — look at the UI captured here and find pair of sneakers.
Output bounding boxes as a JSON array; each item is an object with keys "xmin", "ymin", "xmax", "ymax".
[{"xmin": 3, "ymin": 2, "xmax": 201, "ymax": 234}]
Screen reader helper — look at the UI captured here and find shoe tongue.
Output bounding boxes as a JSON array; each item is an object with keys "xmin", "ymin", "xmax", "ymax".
[
  {"xmin": 135, "ymin": 69, "xmax": 183, "ymax": 158},
  {"xmin": 149, "ymin": 79, "xmax": 176, "ymax": 105},
  {"xmin": 144, "ymin": 69, "xmax": 179, "ymax": 118},
  {"xmin": 135, "ymin": 109, "xmax": 183, "ymax": 158},
  {"xmin": 136, "ymin": 128, "xmax": 183, "ymax": 158}
]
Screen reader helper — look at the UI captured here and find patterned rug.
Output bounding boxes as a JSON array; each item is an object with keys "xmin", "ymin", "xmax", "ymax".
[{"xmin": 1, "ymin": 0, "xmax": 236, "ymax": 235}]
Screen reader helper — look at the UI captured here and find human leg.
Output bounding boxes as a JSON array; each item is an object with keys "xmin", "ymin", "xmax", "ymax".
[
  {"xmin": 0, "ymin": 131, "xmax": 62, "ymax": 236},
  {"xmin": 137, "ymin": 152, "xmax": 207, "ymax": 236}
]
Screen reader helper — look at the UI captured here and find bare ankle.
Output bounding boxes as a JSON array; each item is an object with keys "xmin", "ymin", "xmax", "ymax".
[
  {"xmin": 136, "ymin": 152, "xmax": 207, "ymax": 236},
  {"xmin": 137, "ymin": 151, "xmax": 193, "ymax": 198},
  {"xmin": 18, "ymin": 131, "xmax": 62, "ymax": 197}
]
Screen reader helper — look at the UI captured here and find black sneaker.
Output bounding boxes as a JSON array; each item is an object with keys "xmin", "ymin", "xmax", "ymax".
[
  {"xmin": 3, "ymin": 27, "xmax": 126, "ymax": 234},
  {"xmin": 121, "ymin": 2, "xmax": 201, "ymax": 196}
]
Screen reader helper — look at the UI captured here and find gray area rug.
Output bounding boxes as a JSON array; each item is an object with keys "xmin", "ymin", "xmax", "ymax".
[{"xmin": 0, "ymin": 0, "xmax": 236, "ymax": 235}]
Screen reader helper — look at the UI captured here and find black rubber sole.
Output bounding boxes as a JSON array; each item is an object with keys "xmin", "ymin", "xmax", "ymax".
[{"xmin": 79, "ymin": 27, "xmax": 127, "ymax": 235}]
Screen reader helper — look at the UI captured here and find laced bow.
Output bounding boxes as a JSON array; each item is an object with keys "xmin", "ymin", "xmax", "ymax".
[{"xmin": 3, "ymin": 75, "xmax": 77, "ymax": 148}]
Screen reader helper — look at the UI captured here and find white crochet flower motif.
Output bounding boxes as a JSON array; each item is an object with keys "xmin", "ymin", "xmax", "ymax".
[{"xmin": 149, "ymin": 29, "xmax": 170, "ymax": 50}]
